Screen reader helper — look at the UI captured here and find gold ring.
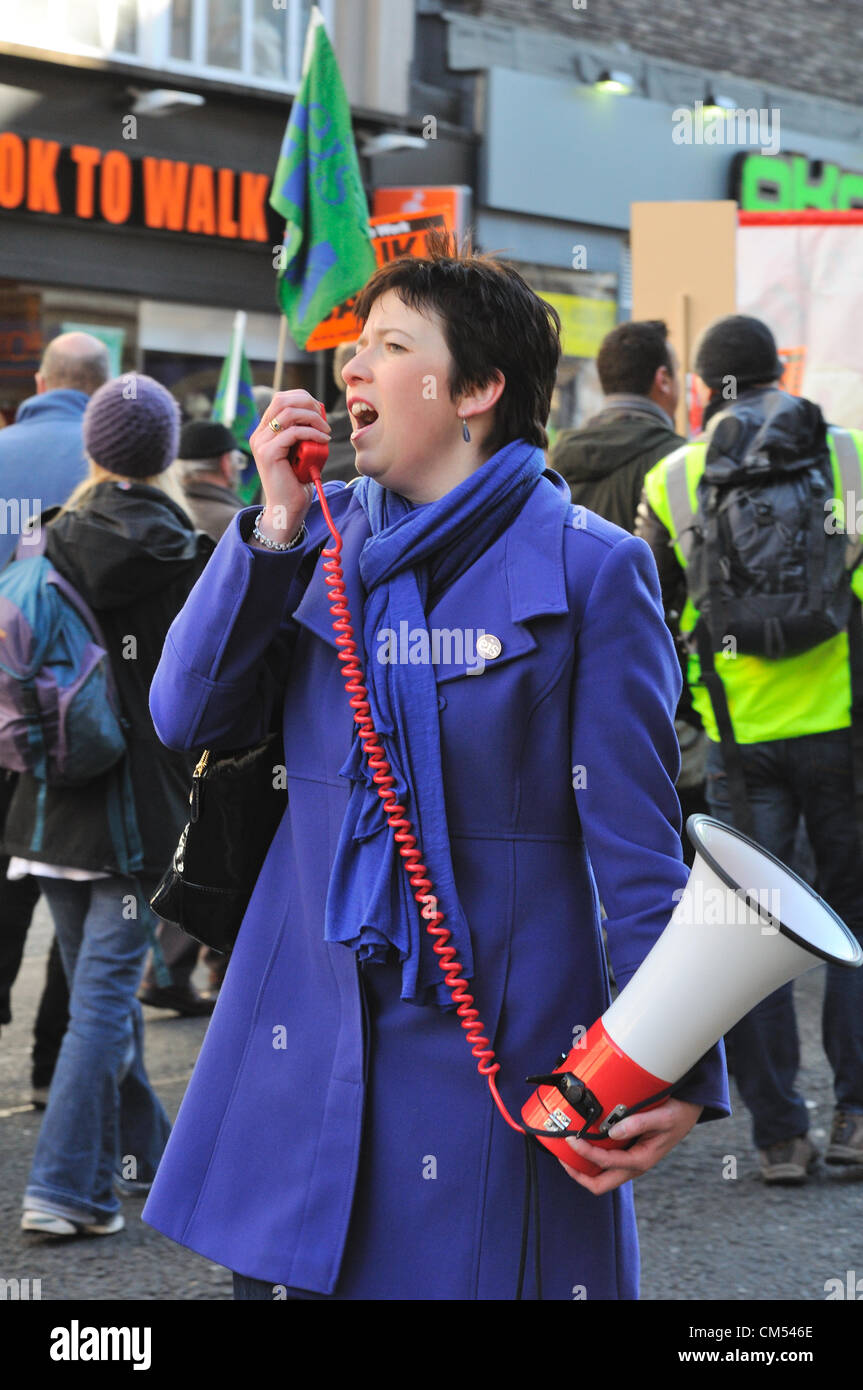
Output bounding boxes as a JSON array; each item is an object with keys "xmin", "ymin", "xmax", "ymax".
[{"xmin": 268, "ymin": 418, "xmax": 282, "ymax": 433}]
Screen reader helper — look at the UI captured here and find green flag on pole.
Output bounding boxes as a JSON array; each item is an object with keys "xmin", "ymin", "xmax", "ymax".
[
  {"xmin": 270, "ymin": 4, "xmax": 376, "ymax": 349},
  {"xmin": 212, "ymin": 311, "xmax": 261, "ymax": 504}
]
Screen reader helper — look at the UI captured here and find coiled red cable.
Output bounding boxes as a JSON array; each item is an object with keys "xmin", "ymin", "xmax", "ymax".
[{"xmin": 313, "ymin": 475, "xmax": 525, "ymax": 1135}]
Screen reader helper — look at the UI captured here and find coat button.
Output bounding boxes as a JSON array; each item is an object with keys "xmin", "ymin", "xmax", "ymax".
[
  {"xmin": 438, "ymin": 694, "xmax": 447, "ymax": 710},
  {"xmin": 476, "ymin": 634, "xmax": 502, "ymax": 661}
]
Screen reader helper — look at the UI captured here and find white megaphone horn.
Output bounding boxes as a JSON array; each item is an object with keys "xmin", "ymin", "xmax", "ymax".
[{"xmin": 522, "ymin": 814, "xmax": 863, "ymax": 1175}]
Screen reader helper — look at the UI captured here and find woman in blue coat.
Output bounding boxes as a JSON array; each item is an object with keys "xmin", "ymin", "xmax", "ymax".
[{"xmin": 143, "ymin": 238, "xmax": 729, "ymax": 1299}]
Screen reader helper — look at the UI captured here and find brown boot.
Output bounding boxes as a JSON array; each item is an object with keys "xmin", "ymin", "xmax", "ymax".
[
  {"xmin": 757, "ymin": 1134, "xmax": 819, "ymax": 1184},
  {"xmin": 137, "ymin": 984, "xmax": 215, "ymax": 1016},
  {"xmin": 825, "ymin": 1112, "xmax": 863, "ymax": 1165}
]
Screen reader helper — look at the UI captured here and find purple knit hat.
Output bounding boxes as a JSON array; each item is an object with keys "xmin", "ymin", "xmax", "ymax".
[{"xmin": 83, "ymin": 374, "xmax": 180, "ymax": 478}]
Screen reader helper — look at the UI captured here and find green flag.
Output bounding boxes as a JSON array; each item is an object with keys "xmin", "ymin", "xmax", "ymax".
[
  {"xmin": 212, "ymin": 315, "xmax": 261, "ymax": 504},
  {"xmin": 270, "ymin": 4, "xmax": 375, "ymax": 348}
]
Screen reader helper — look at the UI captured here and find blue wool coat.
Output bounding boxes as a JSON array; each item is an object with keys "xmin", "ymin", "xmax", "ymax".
[{"xmin": 142, "ymin": 469, "xmax": 730, "ymax": 1300}]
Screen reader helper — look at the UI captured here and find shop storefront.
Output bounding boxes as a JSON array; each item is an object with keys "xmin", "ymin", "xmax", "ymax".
[
  {"xmin": 0, "ymin": 54, "xmax": 319, "ymax": 424},
  {"xmin": 0, "ymin": 279, "xmax": 304, "ymax": 428},
  {"xmin": 467, "ymin": 62, "xmax": 863, "ymax": 432},
  {"xmin": 0, "ymin": 11, "xmax": 476, "ymax": 429}
]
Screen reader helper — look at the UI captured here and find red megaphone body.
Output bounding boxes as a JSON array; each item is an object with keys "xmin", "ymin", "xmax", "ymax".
[
  {"xmin": 522, "ymin": 1020, "xmax": 670, "ymax": 1177},
  {"xmin": 521, "ymin": 815, "xmax": 862, "ymax": 1177}
]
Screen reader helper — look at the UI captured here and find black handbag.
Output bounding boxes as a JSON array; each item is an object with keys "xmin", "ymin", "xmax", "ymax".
[{"xmin": 150, "ymin": 731, "xmax": 288, "ymax": 956}]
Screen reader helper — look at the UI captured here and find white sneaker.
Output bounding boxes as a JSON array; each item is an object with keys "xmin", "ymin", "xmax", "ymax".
[{"xmin": 21, "ymin": 1209, "xmax": 125, "ymax": 1237}]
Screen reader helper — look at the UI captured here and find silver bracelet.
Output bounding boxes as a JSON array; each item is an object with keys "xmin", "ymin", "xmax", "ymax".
[{"xmin": 252, "ymin": 511, "xmax": 307, "ymax": 551}]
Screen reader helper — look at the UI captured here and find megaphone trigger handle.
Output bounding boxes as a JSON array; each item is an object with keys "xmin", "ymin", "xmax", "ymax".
[
  {"xmin": 598, "ymin": 1104, "xmax": 629, "ymax": 1137},
  {"xmin": 523, "ymin": 1071, "xmax": 674, "ymax": 1143},
  {"xmin": 595, "ymin": 1086, "xmax": 675, "ymax": 1136},
  {"xmin": 524, "ymin": 1071, "xmax": 604, "ymax": 1133}
]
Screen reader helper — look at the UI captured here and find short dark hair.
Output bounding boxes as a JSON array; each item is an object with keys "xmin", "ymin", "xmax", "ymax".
[
  {"xmin": 353, "ymin": 229, "xmax": 561, "ymax": 455},
  {"xmin": 596, "ymin": 320, "xmax": 673, "ymax": 397}
]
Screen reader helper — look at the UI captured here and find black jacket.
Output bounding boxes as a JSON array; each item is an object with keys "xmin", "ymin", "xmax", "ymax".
[
  {"xmin": 551, "ymin": 402, "xmax": 684, "ymax": 533},
  {"xmin": 3, "ymin": 482, "xmax": 213, "ymax": 877}
]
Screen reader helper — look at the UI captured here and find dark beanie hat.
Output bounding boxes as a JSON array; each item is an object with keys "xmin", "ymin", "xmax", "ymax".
[
  {"xmin": 694, "ymin": 315, "xmax": 784, "ymax": 393},
  {"xmin": 82, "ymin": 374, "xmax": 180, "ymax": 477},
  {"xmin": 179, "ymin": 419, "xmax": 237, "ymax": 460}
]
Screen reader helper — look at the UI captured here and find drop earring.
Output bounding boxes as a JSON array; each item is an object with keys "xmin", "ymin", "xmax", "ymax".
[{"xmin": 460, "ymin": 415, "xmax": 471, "ymax": 443}]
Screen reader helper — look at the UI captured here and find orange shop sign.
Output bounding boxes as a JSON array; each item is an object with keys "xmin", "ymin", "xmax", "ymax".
[
  {"xmin": 0, "ymin": 134, "xmax": 274, "ymax": 241},
  {"xmin": 372, "ymin": 186, "xmax": 471, "ymax": 240}
]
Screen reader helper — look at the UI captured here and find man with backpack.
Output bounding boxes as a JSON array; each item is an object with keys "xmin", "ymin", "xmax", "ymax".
[
  {"xmin": 636, "ymin": 314, "xmax": 863, "ymax": 1184},
  {"xmin": 0, "ymin": 331, "xmax": 110, "ymax": 1102}
]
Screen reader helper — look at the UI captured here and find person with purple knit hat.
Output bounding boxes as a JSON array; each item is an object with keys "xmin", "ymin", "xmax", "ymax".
[{"xmin": 3, "ymin": 374, "xmax": 214, "ymax": 1238}]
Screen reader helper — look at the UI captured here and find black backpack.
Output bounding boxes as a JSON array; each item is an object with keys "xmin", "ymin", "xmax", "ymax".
[
  {"xmin": 685, "ymin": 395, "xmax": 850, "ymax": 660},
  {"xmin": 679, "ymin": 391, "xmax": 856, "ymax": 839}
]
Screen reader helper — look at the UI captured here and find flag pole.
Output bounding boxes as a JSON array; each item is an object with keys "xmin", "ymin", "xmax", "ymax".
[
  {"xmin": 315, "ymin": 349, "xmax": 326, "ymax": 403},
  {"xmin": 223, "ymin": 310, "xmax": 247, "ymax": 426},
  {"xmin": 271, "ymin": 4, "xmax": 322, "ymax": 396},
  {"xmin": 272, "ymin": 315, "xmax": 289, "ymax": 393}
]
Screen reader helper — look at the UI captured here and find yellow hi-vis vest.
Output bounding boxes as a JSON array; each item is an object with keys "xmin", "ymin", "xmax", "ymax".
[{"xmin": 643, "ymin": 427, "xmax": 863, "ymax": 744}]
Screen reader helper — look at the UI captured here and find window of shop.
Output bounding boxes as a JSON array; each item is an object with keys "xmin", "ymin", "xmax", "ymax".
[
  {"xmin": 138, "ymin": 298, "xmax": 309, "ymax": 422},
  {"xmin": 519, "ymin": 263, "xmax": 618, "ymax": 444},
  {"xmin": 0, "ymin": 281, "xmax": 140, "ymax": 426},
  {"xmin": 4, "ymin": 0, "xmax": 335, "ymax": 91},
  {"xmin": 0, "ymin": 280, "xmax": 312, "ymax": 429}
]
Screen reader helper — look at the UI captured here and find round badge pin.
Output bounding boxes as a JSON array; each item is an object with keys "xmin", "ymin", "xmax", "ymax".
[{"xmin": 476, "ymin": 634, "xmax": 502, "ymax": 660}]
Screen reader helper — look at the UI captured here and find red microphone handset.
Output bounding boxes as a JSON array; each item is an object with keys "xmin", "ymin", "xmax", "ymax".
[
  {"xmin": 288, "ymin": 402, "xmax": 329, "ymax": 483},
  {"xmin": 249, "ymin": 392, "xmax": 330, "ymax": 546}
]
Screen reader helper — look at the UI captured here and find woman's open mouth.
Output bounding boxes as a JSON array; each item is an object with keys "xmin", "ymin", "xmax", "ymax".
[{"xmin": 349, "ymin": 401, "xmax": 379, "ymax": 440}]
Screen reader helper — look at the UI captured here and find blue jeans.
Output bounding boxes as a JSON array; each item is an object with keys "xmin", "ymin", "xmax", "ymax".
[
  {"xmin": 24, "ymin": 876, "xmax": 171, "ymax": 1223},
  {"xmin": 705, "ymin": 730, "xmax": 863, "ymax": 1148}
]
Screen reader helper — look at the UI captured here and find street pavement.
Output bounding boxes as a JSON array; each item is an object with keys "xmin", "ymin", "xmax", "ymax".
[{"xmin": 1, "ymin": 897, "xmax": 861, "ymax": 1302}]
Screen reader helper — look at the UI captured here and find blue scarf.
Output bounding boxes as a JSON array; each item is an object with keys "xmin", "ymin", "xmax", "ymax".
[{"xmin": 324, "ymin": 438, "xmax": 547, "ymax": 1007}]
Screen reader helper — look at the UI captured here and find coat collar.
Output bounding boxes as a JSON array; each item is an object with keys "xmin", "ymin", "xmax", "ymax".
[
  {"xmin": 13, "ymin": 389, "xmax": 89, "ymax": 423},
  {"xmin": 182, "ymin": 479, "xmax": 244, "ymax": 509},
  {"xmin": 503, "ymin": 467, "xmax": 571, "ymax": 622},
  {"xmin": 291, "ymin": 471, "xmax": 573, "ymax": 678}
]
